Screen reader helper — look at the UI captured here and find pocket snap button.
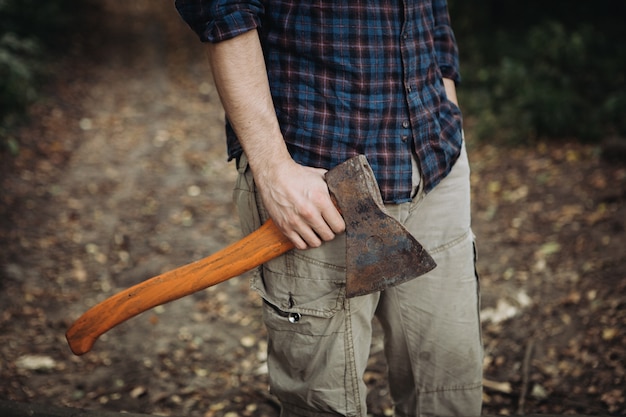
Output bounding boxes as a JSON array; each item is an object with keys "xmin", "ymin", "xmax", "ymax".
[{"xmin": 288, "ymin": 313, "xmax": 301, "ymax": 323}]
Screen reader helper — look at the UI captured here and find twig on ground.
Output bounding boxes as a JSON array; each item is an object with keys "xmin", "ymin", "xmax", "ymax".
[{"xmin": 517, "ymin": 339, "xmax": 535, "ymax": 415}]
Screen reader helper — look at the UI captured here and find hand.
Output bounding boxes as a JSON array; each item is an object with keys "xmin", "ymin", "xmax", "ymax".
[{"xmin": 253, "ymin": 159, "xmax": 346, "ymax": 250}]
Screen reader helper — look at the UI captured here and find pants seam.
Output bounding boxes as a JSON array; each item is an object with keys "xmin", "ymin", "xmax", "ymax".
[{"xmin": 344, "ymin": 298, "xmax": 362, "ymax": 417}]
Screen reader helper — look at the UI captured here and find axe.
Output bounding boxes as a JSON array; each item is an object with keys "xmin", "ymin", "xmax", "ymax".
[{"xmin": 66, "ymin": 155, "xmax": 436, "ymax": 355}]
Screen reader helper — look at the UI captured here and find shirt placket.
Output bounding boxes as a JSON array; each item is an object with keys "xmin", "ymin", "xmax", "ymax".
[{"xmin": 399, "ymin": 1, "xmax": 422, "ymax": 147}]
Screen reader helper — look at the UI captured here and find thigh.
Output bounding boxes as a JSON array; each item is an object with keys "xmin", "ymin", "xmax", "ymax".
[{"xmin": 378, "ymin": 146, "xmax": 483, "ymax": 416}]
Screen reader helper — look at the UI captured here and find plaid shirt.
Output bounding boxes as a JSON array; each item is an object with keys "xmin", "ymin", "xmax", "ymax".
[{"xmin": 176, "ymin": 0, "xmax": 463, "ymax": 203}]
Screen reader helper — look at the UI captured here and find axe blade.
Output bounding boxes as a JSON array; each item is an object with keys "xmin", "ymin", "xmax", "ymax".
[{"xmin": 325, "ymin": 155, "xmax": 437, "ymax": 298}]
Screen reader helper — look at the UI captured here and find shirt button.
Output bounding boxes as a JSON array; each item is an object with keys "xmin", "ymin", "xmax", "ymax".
[
  {"xmin": 402, "ymin": 120, "xmax": 410, "ymax": 129},
  {"xmin": 401, "ymin": 135, "xmax": 409, "ymax": 142}
]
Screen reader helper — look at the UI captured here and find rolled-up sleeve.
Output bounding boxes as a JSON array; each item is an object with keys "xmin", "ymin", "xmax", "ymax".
[
  {"xmin": 175, "ymin": 0, "xmax": 264, "ymax": 43},
  {"xmin": 432, "ymin": 0, "xmax": 460, "ymax": 83}
]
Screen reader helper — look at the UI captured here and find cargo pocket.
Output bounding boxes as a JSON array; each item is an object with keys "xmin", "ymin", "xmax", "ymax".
[
  {"xmin": 261, "ymin": 294, "xmax": 355, "ymax": 415},
  {"xmin": 252, "ymin": 218, "xmax": 354, "ymax": 414},
  {"xmin": 251, "ymin": 233, "xmax": 347, "ymax": 319}
]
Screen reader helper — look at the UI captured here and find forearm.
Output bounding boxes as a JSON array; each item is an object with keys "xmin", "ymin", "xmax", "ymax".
[
  {"xmin": 443, "ymin": 78, "xmax": 458, "ymax": 107},
  {"xmin": 206, "ymin": 30, "xmax": 291, "ymax": 175}
]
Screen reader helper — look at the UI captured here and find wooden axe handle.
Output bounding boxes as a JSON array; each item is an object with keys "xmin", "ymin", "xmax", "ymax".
[{"xmin": 66, "ymin": 219, "xmax": 293, "ymax": 355}]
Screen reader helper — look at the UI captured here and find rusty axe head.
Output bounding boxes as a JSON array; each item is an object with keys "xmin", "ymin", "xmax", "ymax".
[{"xmin": 326, "ymin": 155, "xmax": 436, "ymax": 298}]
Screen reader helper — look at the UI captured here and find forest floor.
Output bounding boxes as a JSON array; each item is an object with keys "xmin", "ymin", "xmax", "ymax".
[{"xmin": 1, "ymin": 1, "xmax": 625, "ymax": 416}]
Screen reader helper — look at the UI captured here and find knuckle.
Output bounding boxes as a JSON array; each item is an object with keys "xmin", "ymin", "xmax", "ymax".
[{"xmin": 297, "ymin": 206, "xmax": 316, "ymax": 221}]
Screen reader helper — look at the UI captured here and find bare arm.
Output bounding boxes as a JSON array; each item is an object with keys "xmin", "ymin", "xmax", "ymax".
[
  {"xmin": 443, "ymin": 78, "xmax": 458, "ymax": 107},
  {"xmin": 206, "ymin": 30, "xmax": 345, "ymax": 250}
]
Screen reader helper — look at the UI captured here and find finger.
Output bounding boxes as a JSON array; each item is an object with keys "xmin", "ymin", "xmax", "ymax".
[
  {"xmin": 308, "ymin": 167, "xmax": 345, "ymax": 234},
  {"xmin": 307, "ymin": 211, "xmax": 339, "ymax": 243},
  {"xmin": 297, "ymin": 228, "xmax": 323, "ymax": 249},
  {"xmin": 321, "ymin": 206, "xmax": 345, "ymax": 234},
  {"xmin": 283, "ymin": 217, "xmax": 324, "ymax": 249},
  {"xmin": 285, "ymin": 229, "xmax": 311, "ymax": 251},
  {"xmin": 309, "ymin": 221, "xmax": 335, "ymax": 243}
]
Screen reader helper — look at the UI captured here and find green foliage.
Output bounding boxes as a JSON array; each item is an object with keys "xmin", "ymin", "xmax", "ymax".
[
  {"xmin": 0, "ymin": 33, "xmax": 39, "ymax": 117},
  {"xmin": 449, "ymin": 0, "xmax": 626, "ymax": 144},
  {"xmin": 0, "ymin": 0, "xmax": 80, "ymax": 153},
  {"xmin": 0, "ymin": 31, "xmax": 39, "ymax": 154}
]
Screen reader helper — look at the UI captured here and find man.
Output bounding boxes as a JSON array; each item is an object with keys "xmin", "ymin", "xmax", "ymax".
[{"xmin": 175, "ymin": 1, "xmax": 483, "ymax": 416}]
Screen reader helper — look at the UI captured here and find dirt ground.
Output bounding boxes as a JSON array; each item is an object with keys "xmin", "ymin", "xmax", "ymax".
[{"xmin": 1, "ymin": 2, "xmax": 625, "ymax": 416}]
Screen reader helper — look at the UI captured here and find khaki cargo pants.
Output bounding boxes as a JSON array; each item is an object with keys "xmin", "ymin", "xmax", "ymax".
[{"xmin": 233, "ymin": 145, "xmax": 483, "ymax": 417}]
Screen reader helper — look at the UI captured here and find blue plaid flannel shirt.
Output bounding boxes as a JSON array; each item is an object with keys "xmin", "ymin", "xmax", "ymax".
[{"xmin": 176, "ymin": 0, "xmax": 463, "ymax": 203}]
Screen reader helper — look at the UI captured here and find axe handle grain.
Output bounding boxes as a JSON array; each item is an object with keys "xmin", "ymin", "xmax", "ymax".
[{"xmin": 66, "ymin": 219, "xmax": 293, "ymax": 356}]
